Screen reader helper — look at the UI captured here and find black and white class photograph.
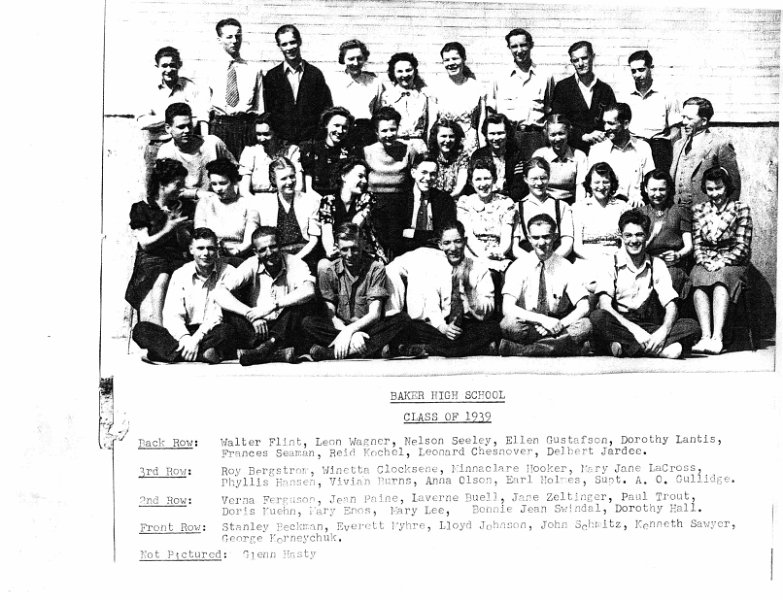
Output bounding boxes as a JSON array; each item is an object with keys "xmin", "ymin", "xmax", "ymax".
[{"xmin": 100, "ymin": 0, "xmax": 780, "ymax": 375}]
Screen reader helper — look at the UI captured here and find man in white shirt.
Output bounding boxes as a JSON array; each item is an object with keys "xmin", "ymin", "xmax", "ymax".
[
  {"xmin": 588, "ymin": 103, "xmax": 653, "ymax": 207},
  {"xmin": 618, "ymin": 50, "xmax": 681, "ymax": 172},
  {"xmin": 206, "ymin": 18, "xmax": 264, "ymax": 160}
]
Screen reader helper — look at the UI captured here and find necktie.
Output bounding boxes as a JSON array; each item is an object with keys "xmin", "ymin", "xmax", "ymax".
[
  {"xmin": 536, "ymin": 261, "xmax": 548, "ymax": 314},
  {"xmin": 448, "ymin": 265, "xmax": 465, "ymax": 327},
  {"xmin": 226, "ymin": 61, "xmax": 239, "ymax": 108},
  {"xmin": 415, "ymin": 198, "xmax": 429, "ymax": 230}
]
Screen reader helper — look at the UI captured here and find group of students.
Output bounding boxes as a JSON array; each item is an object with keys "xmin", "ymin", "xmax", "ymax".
[{"xmin": 126, "ymin": 20, "xmax": 754, "ymax": 364}]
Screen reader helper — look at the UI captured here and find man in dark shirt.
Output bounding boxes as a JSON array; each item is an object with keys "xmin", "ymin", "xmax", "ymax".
[
  {"xmin": 302, "ymin": 223, "xmax": 410, "ymax": 360},
  {"xmin": 551, "ymin": 41, "xmax": 617, "ymax": 154},
  {"xmin": 263, "ymin": 24, "xmax": 333, "ymax": 144}
]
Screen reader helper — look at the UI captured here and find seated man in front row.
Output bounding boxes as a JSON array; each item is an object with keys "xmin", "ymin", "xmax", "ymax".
[
  {"xmin": 386, "ymin": 221, "xmax": 500, "ymax": 357},
  {"xmin": 589, "ymin": 209, "xmax": 700, "ymax": 358},
  {"xmin": 214, "ymin": 225, "xmax": 316, "ymax": 365},
  {"xmin": 301, "ymin": 223, "xmax": 411, "ymax": 360},
  {"xmin": 132, "ymin": 227, "xmax": 235, "ymax": 363},
  {"xmin": 499, "ymin": 214, "xmax": 592, "ymax": 356}
]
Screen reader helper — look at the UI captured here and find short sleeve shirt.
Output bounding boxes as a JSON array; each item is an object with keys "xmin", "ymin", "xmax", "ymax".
[
  {"xmin": 595, "ymin": 250, "xmax": 678, "ymax": 314},
  {"xmin": 320, "ymin": 257, "xmax": 389, "ymax": 322}
]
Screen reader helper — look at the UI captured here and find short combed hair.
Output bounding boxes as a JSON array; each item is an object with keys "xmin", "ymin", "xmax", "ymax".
[
  {"xmin": 411, "ymin": 152, "xmax": 438, "ymax": 170},
  {"xmin": 628, "ymin": 50, "xmax": 653, "ymax": 66},
  {"xmin": 387, "ymin": 52, "xmax": 420, "ymax": 85},
  {"xmin": 469, "ymin": 157, "xmax": 497, "ymax": 182},
  {"xmin": 151, "ymin": 158, "xmax": 188, "ymax": 190},
  {"xmin": 684, "ymin": 97, "xmax": 715, "ymax": 122},
  {"xmin": 165, "ymin": 102, "xmax": 192, "ymax": 125},
  {"xmin": 155, "ymin": 46, "xmax": 181, "ymax": 65},
  {"xmin": 371, "ymin": 106, "xmax": 402, "ymax": 131},
  {"xmin": 437, "ymin": 220, "xmax": 466, "ymax": 241},
  {"xmin": 275, "ymin": 24, "xmax": 301, "ymax": 45},
  {"xmin": 619, "ymin": 208, "xmax": 651, "ymax": 235},
  {"xmin": 252, "ymin": 226, "xmax": 278, "ymax": 243},
  {"xmin": 206, "ymin": 158, "xmax": 240, "ymax": 183},
  {"xmin": 481, "ymin": 112, "xmax": 512, "ymax": 138},
  {"xmin": 268, "ymin": 156, "xmax": 296, "ymax": 191},
  {"xmin": 505, "ymin": 28, "xmax": 533, "ymax": 47},
  {"xmin": 335, "ymin": 222, "xmax": 361, "ymax": 242},
  {"xmin": 318, "ymin": 106, "xmax": 354, "ymax": 139},
  {"xmin": 216, "ymin": 18, "xmax": 241, "ymax": 36},
  {"xmin": 604, "ymin": 102, "xmax": 632, "ymax": 123},
  {"xmin": 192, "ymin": 227, "xmax": 218, "ymax": 245},
  {"xmin": 583, "ymin": 162, "xmax": 620, "ymax": 197},
  {"xmin": 522, "ymin": 156, "xmax": 551, "ymax": 177},
  {"xmin": 701, "ymin": 166, "xmax": 736, "ymax": 196},
  {"xmin": 527, "ymin": 212, "xmax": 557, "ymax": 234},
  {"xmin": 641, "ymin": 169, "xmax": 674, "ymax": 207},
  {"xmin": 568, "ymin": 40, "xmax": 594, "ymax": 56},
  {"xmin": 338, "ymin": 39, "xmax": 369, "ymax": 64},
  {"xmin": 427, "ymin": 118, "xmax": 465, "ymax": 158}
]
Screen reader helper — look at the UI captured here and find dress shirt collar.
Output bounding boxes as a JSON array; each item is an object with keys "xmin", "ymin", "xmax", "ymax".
[
  {"xmin": 190, "ymin": 259, "xmax": 223, "ymax": 282},
  {"xmin": 224, "ymin": 54, "xmax": 246, "ymax": 66},
  {"xmin": 629, "ymin": 84, "xmax": 657, "ymax": 99},
  {"xmin": 509, "ymin": 62, "xmax": 538, "ymax": 80},
  {"xmin": 255, "ymin": 255, "xmax": 288, "ymax": 281},
  {"xmin": 342, "ymin": 70, "xmax": 374, "ymax": 86},
  {"xmin": 387, "ymin": 83, "xmax": 419, "ymax": 102},
  {"xmin": 157, "ymin": 77, "xmax": 187, "ymax": 94},
  {"xmin": 546, "ymin": 146, "xmax": 575, "ymax": 163},
  {"xmin": 284, "ymin": 61, "xmax": 304, "ymax": 75},
  {"xmin": 610, "ymin": 135, "xmax": 636, "ymax": 152},
  {"xmin": 575, "ymin": 73, "xmax": 598, "ymax": 92},
  {"xmin": 334, "ymin": 255, "xmax": 373, "ymax": 279},
  {"xmin": 616, "ymin": 248, "xmax": 652, "ymax": 274}
]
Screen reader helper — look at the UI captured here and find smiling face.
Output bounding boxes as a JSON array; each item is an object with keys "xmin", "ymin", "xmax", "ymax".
[
  {"xmin": 341, "ymin": 164, "xmax": 368, "ymax": 196},
  {"xmin": 629, "ymin": 59, "xmax": 652, "ymax": 91},
  {"xmin": 546, "ymin": 122, "xmax": 568, "ymax": 152},
  {"xmin": 439, "ymin": 228, "xmax": 466, "ymax": 266},
  {"xmin": 436, "ymin": 126, "xmax": 456, "ymax": 155},
  {"xmin": 376, "ymin": 119, "xmax": 399, "ymax": 147},
  {"xmin": 472, "ymin": 167, "xmax": 496, "ymax": 199},
  {"xmin": 166, "ymin": 114, "xmax": 194, "ymax": 146},
  {"xmin": 393, "ymin": 60, "xmax": 416, "ymax": 89},
  {"xmin": 253, "ymin": 234, "xmax": 282, "ymax": 272},
  {"xmin": 218, "ymin": 25, "xmax": 242, "ymax": 58},
  {"xmin": 524, "ymin": 166, "xmax": 549, "ymax": 199},
  {"xmin": 621, "ymin": 222, "xmax": 648, "ymax": 260},
  {"xmin": 190, "ymin": 236, "xmax": 218, "ymax": 271},
  {"xmin": 589, "ymin": 173, "xmax": 611, "ymax": 202},
  {"xmin": 704, "ymin": 178, "xmax": 728, "ymax": 205},
  {"xmin": 485, "ymin": 122, "xmax": 507, "ymax": 153},
  {"xmin": 441, "ymin": 49, "xmax": 464, "ymax": 78},
  {"xmin": 507, "ymin": 33, "xmax": 532, "ymax": 67},
  {"xmin": 337, "ymin": 236, "xmax": 364, "ymax": 270},
  {"xmin": 645, "ymin": 177, "xmax": 670, "ymax": 208},
  {"xmin": 602, "ymin": 109, "xmax": 628, "ymax": 143},
  {"xmin": 682, "ymin": 104, "xmax": 708, "ymax": 137},
  {"xmin": 569, "ymin": 46, "xmax": 594, "ymax": 78},
  {"xmin": 325, "ymin": 115, "xmax": 349, "ymax": 147},
  {"xmin": 274, "ymin": 166, "xmax": 297, "ymax": 198},
  {"xmin": 412, "ymin": 160, "xmax": 437, "ymax": 193},
  {"xmin": 344, "ymin": 47, "xmax": 366, "ymax": 75},
  {"xmin": 528, "ymin": 222, "xmax": 555, "ymax": 262},
  {"xmin": 157, "ymin": 54, "xmax": 180, "ymax": 86},
  {"xmin": 208, "ymin": 173, "xmax": 238, "ymax": 203},
  {"xmin": 277, "ymin": 31, "xmax": 302, "ymax": 64},
  {"xmin": 255, "ymin": 122, "xmax": 274, "ymax": 147}
]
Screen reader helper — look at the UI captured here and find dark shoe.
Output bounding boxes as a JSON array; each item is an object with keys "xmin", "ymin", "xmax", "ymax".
[
  {"xmin": 269, "ymin": 347, "xmax": 296, "ymax": 363},
  {"xmin": 309, "ymin": 344, "xmax": 333, "ymax": 362},
  {"xmin": 238, "ymin": 340, "xmax": 276, "ymax": 366},
  {"xmin": 397, "ymin": 343, "xmax": 429, "ymax": 358},
  {"xmin": 380, "ymin": 344, "xmax": 393, "ymax": 359},
  {"xmin": 200, "ymin": 348, "xmax": 222, "ymax": 365}
]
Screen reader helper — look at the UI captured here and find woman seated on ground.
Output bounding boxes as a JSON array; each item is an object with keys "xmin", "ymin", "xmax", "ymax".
[
  {"xmin": 125, "ymin": 158, "xmax": 195, "ymax": 324},
  {"xmin": 195, "ymin": 159, "xmax": 260, "ymax": 266},
  {"xmin": 310, "ymin": 157, "xmax": 386, "ymax": 265},
  {"xmin": 300, "ymin": 106, "xmax": 360, "ymax": 197},
  {"xmin": 431, "ymin": 41, "xmax": 486, "ymax": 154},
  {"xmin": 470, "ymin": 113, "xmax": 525, "ymax": 200},
  {"xmin": 640, "ymin": 169, "xmax": 693, "ymax": 298},
  {"xmin": 379, "ymin": 52, "xmax": 434, "ymax": 154},
  {"xmin": 364, "ymin": 106, "xmax": 418, "ymax": 259},
  {"xmin": 690, "ymin": 166, "xmax": 753, "ymax": 355},
  {"xmin": 258, "ymin": 156, "xmax": 323, "ymax": 273},
  {"xmin": 531, "ymin": 113, "xmax": 587, "ymax": 206},
  {"xmin": 571, "ymin": 162, "xmax": 629, "ymax": 291},
  {"xmin": 456, "ymin": 158, "xmax": 517, "ymax": 273},
  {"xmin": 512, "ymin": 157, "xmax": 574, "ymax": 258},
  {"xmin": 428, "ymin": 118, "xmax": 470, "ymax": 198},
  {"xmin": 239, "ymin": 113, "xmax": 303, "ymax": 202}
]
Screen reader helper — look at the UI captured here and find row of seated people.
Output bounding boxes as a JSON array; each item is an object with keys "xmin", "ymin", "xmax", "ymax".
[{"xmin": 128, "ymin": 158, "xmax": 751, "ymax": 363}]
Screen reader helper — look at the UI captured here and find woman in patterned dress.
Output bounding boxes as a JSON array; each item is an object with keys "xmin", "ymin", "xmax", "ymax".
[
  {"xmin": 690, "ymin": 166, "xmax": 753, "ymax": 355},
  {"xmin": 428, "ymin": 118, "xmax": 469, "ymax": 198}
]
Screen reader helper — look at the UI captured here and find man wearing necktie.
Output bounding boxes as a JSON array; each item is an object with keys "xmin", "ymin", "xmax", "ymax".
[
  {"xmin": 670, "ymin": 97, "xmax": 740, "ymax": 208},
  {"xmin": 206, "ymin": 18, "xmax": 265, "ymax": 160},
  {"xmin": 399, "ymin": 154, "xmax": 457, "ymax": 255},
  {"xmin": 386, "ymin": 221, "xmax": 500, "ymax": 357},
  {"xmin": 499, "ymin": 213, "xmax": 592, "ymax": 356}
]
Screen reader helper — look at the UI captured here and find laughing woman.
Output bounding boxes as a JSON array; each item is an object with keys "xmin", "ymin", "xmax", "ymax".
[
  {"xmin": 428, "ymin": 118, "xmax": 470, "ymax": 198},
  {"xmin": 690, "ymin": 166, "xmax": 753, "ymax": 354},
  {"xmin": 300, "ymin": 106, "xmax": 360, "ymax": 198}
]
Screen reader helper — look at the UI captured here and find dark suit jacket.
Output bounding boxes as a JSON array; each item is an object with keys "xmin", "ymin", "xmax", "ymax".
[
  {"xmin": 551, "ymin": 75, "xmax": 616, "ymax": 154},
  {"xmin": 263, "ymin": 60, "xmax": 333, "ymax": 144},
  {"xmin": 397, "ymin": 188, "xmax": 457, "ymax": 255},
  {"xmin": 468, "ymin": 144, "xmax": 527, "ymax": 200},
  {"xmin": 670, "ymin": 129, "xmax": 741, "ymax": 207}
]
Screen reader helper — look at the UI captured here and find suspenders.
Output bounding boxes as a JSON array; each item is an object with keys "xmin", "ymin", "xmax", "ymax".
[{"xmin": 520, "ymin": 197, "xmax": 562, "ymax": 241}]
